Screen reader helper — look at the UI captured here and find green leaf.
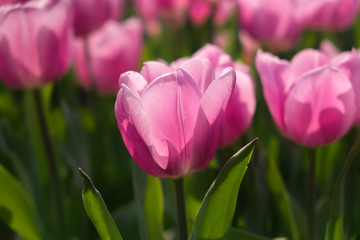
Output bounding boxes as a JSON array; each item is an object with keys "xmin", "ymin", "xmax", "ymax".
[
  {"xmin": 267, "ymin": 153, "xmax": 301, "ymax": 240},
  {"xmin": 227, "ymin": 227, "xmax": 271, "ymax": 240},
  {"xmin": 132, "ymin": 162, "xmax": 164, "ymax": 240},
  {"xmin": 325, "ymin": 138, "xmax": 360, "ymax": 240},
  {"xmin": 190, "ymin": 138, "xmax": 258, "ymax": 240},
  {"xmin": 79, "ymin": 168, "xmax": 123, "ymax": 240},
  {"xmin": 0, "ymin": 163, "xmax": 43, "ymax": 240}
]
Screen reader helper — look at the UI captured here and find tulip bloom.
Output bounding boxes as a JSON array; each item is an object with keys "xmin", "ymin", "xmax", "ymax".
[
  {"xmin": 298, "ymin": 0, "xmax": 360, "ymax": 30},
  {"xmin": 237, "ymin": 0, "xmax": 307, "ymax": 51},
  {"xmin": 256, "ymin": 49, "xmax": 360, "ymax": 147},
  {"xmin": 0, "ymin": 0, "xmax": 73, "ymax": 89},
  {"xmin": 73, "ymin": 0, "xmax": 123, "ymax": 36},
  {"xmin": 74, "ymin": 18, "xmax": 143, "ymax": 94},
  {"xmin": 192, "ymin": 44, "xmax": 256, "ymax": 146},
  {"xmin": 115, "ymin": 58, "xmax": 236, "ymax": 177}
]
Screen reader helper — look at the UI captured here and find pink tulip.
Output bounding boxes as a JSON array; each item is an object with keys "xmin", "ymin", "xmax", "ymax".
[
  {"xmin": 73, "ymin": 0, "xmax": 123, "ymax": 36},
  {"xmin": 237, "ymin": 0, "xmax": 307, "ymax": 51},
  {"xmin": 256, "ymin": 49, "xmax": 360, "ymax": 147},
  {"xmin": 298, "ymin": 0, "xmax": 360, "ymax": 30},
  {"xmin": 134, "ymin": 0, "xmax": 188, "ymax": 34},
  {"xmin": 192, "ymin": 44, "xmax": 256, "ymax": 146},
  {"xmin": 114, "ymin": 58, "xmax": 236, "ymax": 177},
  {"xmin": 74, "ymin": 18, "xmax": 143, "ymax": 94},
  {"xmin": 0, "ymin": 0, "xmax": 73, "ymax": 89},
  {"xmin": 189, "ymin": 0, "xmax": 235, "ymax": 26}
]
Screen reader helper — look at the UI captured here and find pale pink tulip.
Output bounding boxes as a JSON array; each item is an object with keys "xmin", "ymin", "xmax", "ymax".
[
  {"xmin": 74, "ymin": 18, "xmax": 143, "ymax": 95},
  {"xmin": 256, "ymin": 49, "xmax": 360, "ymax": 147},
  {"xmin": 114, "ymin": 58, "xmax": 236, "ymax": 177},
  {"xmin": 193, "ymin": 44, "xmax": 256, "ymax": 146},
  {"xmin": 0, "ymin": 0, "xmax": 73, "ymax": 89},
  {"xmin": 73, "ymin": 0, "xmax": 123, "ymax": 36},
  {"xmin": 237, "ymin": 0, "xmax": 307, "ymax": 51}
]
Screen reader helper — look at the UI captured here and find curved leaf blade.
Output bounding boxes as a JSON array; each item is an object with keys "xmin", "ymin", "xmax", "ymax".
[
  {"xmin": 190, "ymin": 138, "xmax": 258, "ymax": 240},
  {"xmin": 0, "ymin": 163, "xmax": 43, "ymax": 240},
  {"xmin": 79, "ymin": 168, "xmax": 123, "ymax": 240}
]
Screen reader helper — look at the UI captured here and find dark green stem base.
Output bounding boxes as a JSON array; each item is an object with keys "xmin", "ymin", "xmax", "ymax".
[
  {"xmin": 174, "ymin": 177, "xmax": 188, "ymax": 240},
  {"xmin": 307, "ymin": 148, "xmax": 317, "ymax": 240}
]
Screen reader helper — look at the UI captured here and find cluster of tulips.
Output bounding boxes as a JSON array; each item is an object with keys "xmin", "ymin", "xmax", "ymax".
[{"xmin": 1, "ymin": 0, "xmax": 360, "ymax": 240}]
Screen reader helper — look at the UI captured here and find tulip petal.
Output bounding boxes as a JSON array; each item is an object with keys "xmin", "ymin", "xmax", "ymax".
[
  {"xmin": 178, "ymin": 58, "xmax": 214, "ymax": 94},
  {"xmin": 140, "ymin": 61, "xmax": 173, "ymax": 83},
  {"xmin": 255, "ymin": 49, "xmax": 290, "ymax": 133},
  {"xmin": 141, "ymin": 69, "xmax": 202, "ymax": 171},
  {"xmin": 115, "ymin": 87, "xmax": 168, "ymax": 177},
  {"xmin": 284, "ymin": 67, "xmax": 356, "ymax": 146},
  {"xmin": 191, "ymin": 67, "xmax": 235, "ymax": 172},
  {"xmin": 119, "ymin": 71, "xmax": 148, "ymax": 97}
]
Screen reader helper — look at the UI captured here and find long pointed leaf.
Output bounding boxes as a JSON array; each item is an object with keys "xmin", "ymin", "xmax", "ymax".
[
  {"xmin": 190, "ymin": 138, "xmax": 258, "ymax": 240},
  {"xmin": 0, "ymin": 163, "xmax": 43, "ymax": 240},
  {"xmin": 79, "ymin": 168, "xmax": 123, "ymax": 240}
]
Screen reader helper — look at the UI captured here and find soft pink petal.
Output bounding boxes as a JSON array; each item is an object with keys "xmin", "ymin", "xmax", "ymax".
[
  {"xmin": 178, "ymin": 58, "xmax": 214, "ymax": 94},
  {"xmin": 255, "ymin": 49, "xmax": 290, "ymax": 133},
  {"xmin": 140, "ymin": 61, "xmax": 173, "ymax": 83},
  {"xmin": 190, "ymin": 67, "xmax": 235, "ymax": 171},
  {"xmin": 284, "ymin": 67, "xmax": 356, "ymax": 147},
  {"xmin": 140, "ymin": 69, "xmax": 201, "ymax": 171},
  {"xmin": 115, "ymin": 87, "xmax": 169, "ymax": 177}
]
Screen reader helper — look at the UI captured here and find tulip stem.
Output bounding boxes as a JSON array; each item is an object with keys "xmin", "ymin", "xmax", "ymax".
[
  {"xmin": 33, "ymin": 89, "xmax": 66, "ymax": 239},
  {"xmin": 307, "ymin": 148, "xmax": 317, "ymax": 240},
  {"xmin": 174, "ymin": 177, "xmax": 188, "ymax": 240}
]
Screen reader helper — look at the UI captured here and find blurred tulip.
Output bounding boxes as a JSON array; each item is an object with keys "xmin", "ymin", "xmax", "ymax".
[
  {"xmin": 115, "ymin": 58, "xmax": 236, "ymax": 177},
  {"xmin": 189, "ymin": 0, "xmax": 235, "ymax": 26},
  {"xmin": 256, "ymin": 49, "xmax": 360, "ymax": 147},
  {"xmin": 298, "ymin": 0, "xmax": 360, "ymax": 30},
  {"xmin": 237, "ymin": 0, "xmax": 307, "ymax": 51},
  {"xmin": 0, "ymin": 0, "xmax": 73, "ymax": 89},
  {"xmin": 74, "ymin": 18, "xmax": 143, "ymax": 95},
  {"xmin": 193, "ymin": 44, "xmax": 256, "ymax": 146},
  {"xmin": 134, "ymin": 0, "xmax": 188, "ymax": 35},
  {"xmin": 73, "ymin": 0, "xmax": 123, "ymax": 36},
  {"xmin": 0, "ymin": 0, "xmax": 29, "ymax": 6}
]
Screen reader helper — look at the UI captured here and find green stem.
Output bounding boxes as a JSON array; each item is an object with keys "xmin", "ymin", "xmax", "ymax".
[
  {"xmin": 174, "ymin": 177, "xmax": 188, "ymax": 240},
  {"xmin": 307, "ymin": 148, "xmax": 317, "ymax": 240},
  {"xmin": 33, "ymin": 89, "xmax": 66, "ymax": 240}
]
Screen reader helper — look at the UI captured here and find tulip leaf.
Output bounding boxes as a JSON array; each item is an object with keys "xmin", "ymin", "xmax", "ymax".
[
  {"xmin": 190, "ymin": 138, "xmax": 258, "ymax": 240},
  {"xmin": 325, "ymin": 138, "xmax": 360, "ymax": 240},
  {"xmin": 0, "ymin": 163, "xmax": 43, "ymax": 240},
  {"xmin": 267, "ymin": 153, "xmax": 301, "ymax": 240},
  {"xmin": 132, "ymin": 162, "xmax": 164, "ymax": 240},
  {"xmin": 79, "ymin": 168, "xmax": 123, "ymax": 240}
]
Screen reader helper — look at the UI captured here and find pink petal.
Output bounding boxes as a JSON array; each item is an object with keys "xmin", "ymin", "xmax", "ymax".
[
  {"xmin": 178, "ymin": 58, "xmax": 214, "ymax": 94},
  {"xmin": 190, "ymin": 67, "xmax": 236, "ymax": 172},
  {"xmin": 140, "ymin": 61, "xmax": 173, "ymax": 83},
  {"xmin": 119, "ymin": 71, "xmax": 149, "ymax": 97},
  {"xmin": 284, "ymin": 67, "xmax": 356, "ymax": 147},
  {"xmin": 255, "ymin": 49, "xmax": 290, "ymax": 133},
  {"xmin": 140, "ymin": 68, "xmax": 202, "ymax": 171}
]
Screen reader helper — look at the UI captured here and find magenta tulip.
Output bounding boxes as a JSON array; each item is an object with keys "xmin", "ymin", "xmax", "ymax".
[
  {"xmin": 73, "ymin": 0, "xmax": 123, "ymax": 36},
  {"xmin": 256, "ymin": 49, "xmax": 360, "ymax": 147},
  {"xmin": 192, "ymin": 44, "xmax": 256, "ymax": 146},
  {"xmin": 298, "ymin": 0, "xmax": 360, "ymax": 30},
  {"xmin": 0, "ymin": 0, "xmax": 29, "ymax": 6},
  {"xmin": 237, "ymin": 0, "xmax": 307, "ymax": 50},
  {"xmin": 74, "ymin": 18, "xmax": 143, "ymax": 94},
  {"xmin": 0, "ymin": 0, "xmax": 73, "ymax": 89},
  {"xmin": 114, "ymin": 58, "xmax": 236, "ymax": 177}
]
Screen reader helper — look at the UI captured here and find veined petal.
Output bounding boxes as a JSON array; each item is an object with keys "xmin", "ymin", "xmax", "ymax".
[
  {"xmin": 284, "ymin": 67, "xmax": 356, "ymax": 147},
  {"xmin": 190, "ymin": 67, "xmax": 235, "ymax": 171},
  {"xmin": 119, "ymin": 71, "xmax": 149, "ymax": 97},
  {"xmin": 255, "ymin": 49, "xmax": 290, "ymax": 133},
  {"xmin": 140, "ymin": 61, "xmax": 173, "ymax": 83},
  {"xmin": 141, "ymin": 69, "xmax": 202, "ymax": 172}
]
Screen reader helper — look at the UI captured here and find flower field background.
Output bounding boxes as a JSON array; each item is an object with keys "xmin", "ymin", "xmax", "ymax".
[{"xmin": 0, "ymin": 0, "xmax": 360, "ymax": 240}]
